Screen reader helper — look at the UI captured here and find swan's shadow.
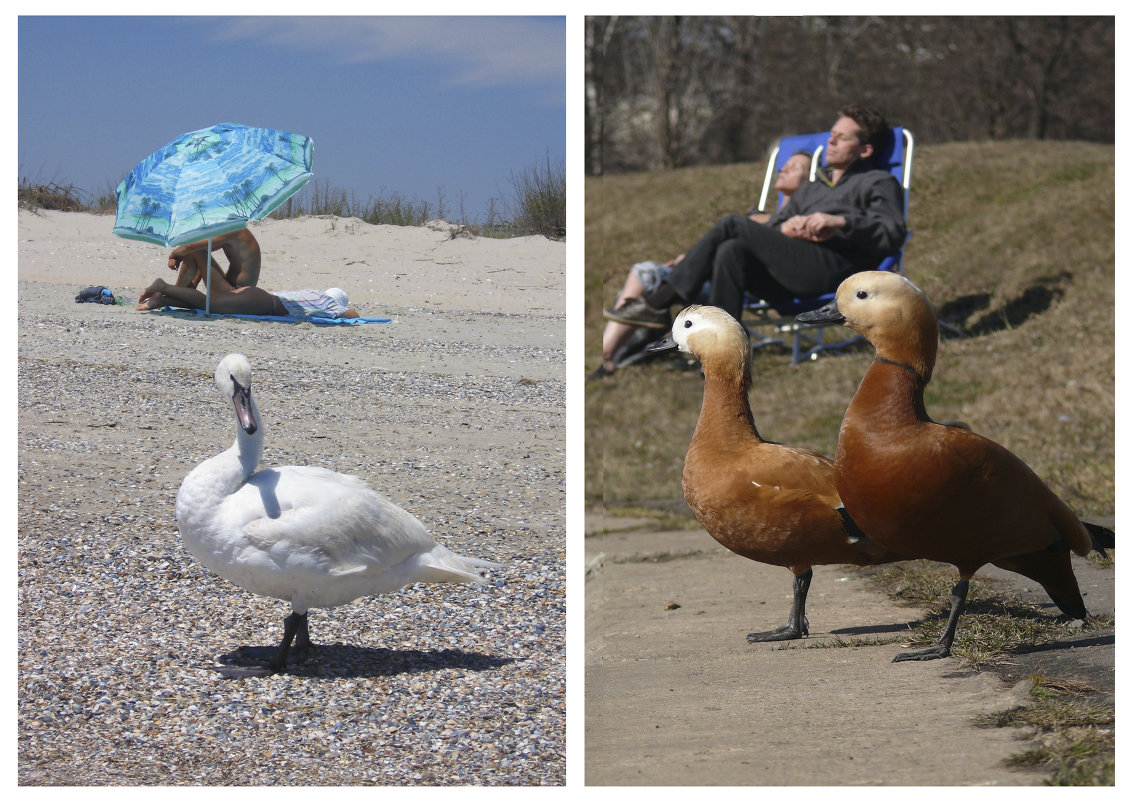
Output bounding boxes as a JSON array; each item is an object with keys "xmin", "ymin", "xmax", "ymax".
[{"xmin": 213, "ymin": 643, "xmax": 516, "ymax": 679}]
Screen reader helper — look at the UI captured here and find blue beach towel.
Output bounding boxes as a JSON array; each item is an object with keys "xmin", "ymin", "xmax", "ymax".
[{"xmin": 157, "ymin": 307, "xmax": 391, "ymax": 325}]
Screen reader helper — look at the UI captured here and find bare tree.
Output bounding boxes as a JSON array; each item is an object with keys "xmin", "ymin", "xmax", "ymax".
[
  {"xmin": 643, "ymin": 17, "xmax": 692, "ymax": 170},
  {"xmin": 584, "ymin": 15, "xmax": 1113, "ymax": 175},
  {"xmin": 585, "ymin": 17, "xmax": 619, "ymax": 176}
]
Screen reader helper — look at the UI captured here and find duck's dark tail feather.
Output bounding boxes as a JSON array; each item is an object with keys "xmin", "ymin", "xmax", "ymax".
[
  {"xmin": 991, "ymin": 543, "xmax": 1087, "ymax": 620},
  {"xmin": 1083, "ymin": 522, "xmax": 1114, "ymax": 558}
]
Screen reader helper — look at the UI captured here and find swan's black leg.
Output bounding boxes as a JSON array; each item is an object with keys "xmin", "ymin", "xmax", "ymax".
[
  {"xmin": 216, "ymin": 611, "xmax": 310, "ymax": 678},
  {"xmin": 893, "ymin": 578, "xmax": 968, "ymax": 662},
  {"xmin": 747, "ymin": 568, "xmax": 813, "ymax": 642},
  {"xmin": 267, "ymin": 611, "xmax": 306, "ymax": 672},
  {"xmin": 292, "ymin": 612, "xmax": 312, "ymax": 664}
]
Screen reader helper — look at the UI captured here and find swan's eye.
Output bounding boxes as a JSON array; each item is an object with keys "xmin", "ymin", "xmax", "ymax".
[
  {"xmin": 683, "ymin": 319, "xmax": 693, "ymax": 329},
  {"xmin": 856, "ymin": 290, "xmax": 869, "ymax": 300}
]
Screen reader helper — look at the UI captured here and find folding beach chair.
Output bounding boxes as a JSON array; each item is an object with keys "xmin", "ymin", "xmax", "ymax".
[{"xmin": 743, "ymin": 126, "xmax": 914, "ymax": 362}]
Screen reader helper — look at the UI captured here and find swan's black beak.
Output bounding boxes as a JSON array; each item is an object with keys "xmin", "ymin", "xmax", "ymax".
[
  {"xmin": 231, "ymin": 379, "xmax": 257, "ymax": 435},
  {"xmin": 645, "ymin": 332, "xmax": 677, "ymax": 353},
  {"xmin": 795, "ymin": 299, "xmax": 844, "ymax": 325}
]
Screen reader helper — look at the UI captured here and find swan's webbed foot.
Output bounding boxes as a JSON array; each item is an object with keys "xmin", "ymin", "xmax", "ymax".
[
  {"xmin": 264, "ymin": 611, "xmax": 310, "ymax": 671},
  {"xmin": 212, "ymin": 611, "xmax": 312, "ymax": 679},
  {"xmin": 212, "ymin": 645, "xmax": 288, "ymax": 678},
  {"xmin": 291, "ymin": 612, "xmax": 312, "ymax": 665},
  {"xmin": 214, "ymin": 662, "xmax": 280, "ymax": 679}
]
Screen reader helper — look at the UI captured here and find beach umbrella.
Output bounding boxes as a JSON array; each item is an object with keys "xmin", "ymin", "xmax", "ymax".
[{"xmin": 113, "ymin": 122, "xmax": 313, "ymax": 315}]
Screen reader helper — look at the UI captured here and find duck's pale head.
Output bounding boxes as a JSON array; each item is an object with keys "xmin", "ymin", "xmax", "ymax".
[
  {"xmin": 655, "ymin": 305, "xmax": 751, "ymax": 382},
  {"xmin": 800, "ymin": 271, "xmax": 938, "ymax": 381}
]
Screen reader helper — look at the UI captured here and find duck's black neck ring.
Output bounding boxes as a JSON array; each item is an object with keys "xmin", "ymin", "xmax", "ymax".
[{"xmin": 875, "ymin": 355, "xmax": 926, "ymax": 385}]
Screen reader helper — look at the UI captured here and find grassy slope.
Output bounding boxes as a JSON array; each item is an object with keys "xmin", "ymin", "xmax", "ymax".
[{"xmin": 585, "ymin": 140, "xmax": 1114, "ymax": 514}]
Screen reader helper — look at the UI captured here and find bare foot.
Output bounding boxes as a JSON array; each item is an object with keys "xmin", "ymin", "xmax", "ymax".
[
  {"xmin": 136, "ymin": 291, "xmax": 168, "ymax": 311},
  {"xmin": 139, "ymin": 277, "xmax": 169, "ymax": 301},
  {"xmin": 137, "ymin": 278, "xmax": 170, "ymax": 310}
]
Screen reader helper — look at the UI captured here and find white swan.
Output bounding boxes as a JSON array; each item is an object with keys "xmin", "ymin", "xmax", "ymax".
[{"xmin": 176, "ymin": 353, "xmax": 498, "ymax": 677}]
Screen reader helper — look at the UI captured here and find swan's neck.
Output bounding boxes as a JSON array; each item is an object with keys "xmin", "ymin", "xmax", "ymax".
[
  {"xmin": 181, "ymin": 397, "xmax": 265, "ymax": 508},
  {"xmin": 235, "ymin": 397, "xmax": 265, "ymax": 478}
]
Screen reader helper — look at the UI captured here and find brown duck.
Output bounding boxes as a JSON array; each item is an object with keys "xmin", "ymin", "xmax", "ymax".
[
  {"xmin": 647, "ymin": 305, "xmax": 908, "ymax": 642},
  {"xmin": 797, "ymin": 271, "xmax": 1114, "ymax": 661}
]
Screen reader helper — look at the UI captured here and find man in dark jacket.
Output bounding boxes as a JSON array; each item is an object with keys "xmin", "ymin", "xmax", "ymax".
[{"xmin": 604, "ymin": 103, "xmax": 906, "ymax": 327}]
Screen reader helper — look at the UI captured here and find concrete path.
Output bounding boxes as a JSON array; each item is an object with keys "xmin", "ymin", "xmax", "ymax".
[{"xmin": 584, "ymin": 514, "xmax": 1114, "ymax": 786}]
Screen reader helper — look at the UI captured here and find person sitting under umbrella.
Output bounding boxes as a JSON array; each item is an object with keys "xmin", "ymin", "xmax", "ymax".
[
  {"xmin": 113, "ymin": 123, "xmax": 314, "ymax": 318},
  {"xmin": 166, "ymin": 228, "xmax": 263, "ymax": 295},
  {"xmin": 136, "ymin": 278, "xmax": 359, "ymax": 319}
]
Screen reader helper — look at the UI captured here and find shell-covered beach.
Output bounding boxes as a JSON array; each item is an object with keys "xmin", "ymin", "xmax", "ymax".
[{"xmin": 17, "ymin": 210, "xmax": 566, "ymax": 784}]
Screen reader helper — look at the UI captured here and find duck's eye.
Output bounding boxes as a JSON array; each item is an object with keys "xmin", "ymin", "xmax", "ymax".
[
  {"xmin": 683, "ymin": 319, "xmax": 693, "ymax": 328},
  {"xmin": 856, "ymin": 290, "xmax": 869, "ymax": 300}
]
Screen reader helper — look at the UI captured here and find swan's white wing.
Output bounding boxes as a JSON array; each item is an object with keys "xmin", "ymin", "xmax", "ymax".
[{"xmin": 216, "ymin": 466, "xmax": 437, "ymax": 575}]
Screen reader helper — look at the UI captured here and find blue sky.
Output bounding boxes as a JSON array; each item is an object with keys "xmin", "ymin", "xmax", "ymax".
[{"xmin": 18, "ymin": 15, "xmax": 565, "ymax": 223}]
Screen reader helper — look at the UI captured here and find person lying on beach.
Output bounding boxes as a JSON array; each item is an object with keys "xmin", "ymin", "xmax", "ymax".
[
  {"xmin": 168, "ymin": 229, "xmax": 262, "ymax": 293},
  {"xmin": 136, "ymin": 279, "xmax": 360, "ymax": 319}
]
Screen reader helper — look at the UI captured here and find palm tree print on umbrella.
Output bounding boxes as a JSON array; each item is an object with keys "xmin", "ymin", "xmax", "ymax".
[{"xmin": 113, "ymin": 123, "xmax": 313, "ymax": 248}]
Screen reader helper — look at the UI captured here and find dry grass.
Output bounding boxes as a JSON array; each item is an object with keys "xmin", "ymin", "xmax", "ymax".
[
  {"xmin": 18, "ymin": 152, "xmax": 566, "ymax": 239},
  {"xmin": 851, "ymin": 561, "xmax": 1114, "ymax": 671},
  {"xmin": 842, "ymin": 560, "xmax": 1114, "ymax": 785},
  {"xmin": 18, "ymin": 180, "xmax": 86, "ymax": 212},
  {"xmin": 585, "ymin": 140, "xmax": 1114, "ymax": 516},
  {"xmin": 974, "ymin": 674, "xmax": 1114, "ymax": 785},
  {"xmin": 509, "ymin": 154, "xmax": 566, "ymax": 240}
]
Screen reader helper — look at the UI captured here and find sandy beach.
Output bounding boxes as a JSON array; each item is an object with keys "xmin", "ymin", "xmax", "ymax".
[{"xmin": 17, "ymin": 210, "xmax": 565, "ymax": 784}]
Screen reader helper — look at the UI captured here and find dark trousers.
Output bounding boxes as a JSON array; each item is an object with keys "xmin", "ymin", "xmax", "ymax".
[{"xmin": 663, "ymin": 213, "xmax": 859, "ymax": 321}]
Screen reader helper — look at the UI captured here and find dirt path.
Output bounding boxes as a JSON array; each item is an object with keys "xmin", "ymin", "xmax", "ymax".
[{"xmin": 584, "ymin": 514, "xmax": 1113, "ymax": 786}]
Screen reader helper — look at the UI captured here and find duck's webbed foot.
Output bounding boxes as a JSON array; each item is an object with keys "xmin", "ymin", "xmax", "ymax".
[
  {"xmin": 892, "ymin": 643, "xmax": 952, "ymax": 662},
  {"xmin": 892, "ymin": 578, "xmax": 968, "ymax": 664},
  {"xmin": 747, "ymin": 568, "xmax": 813, "ymax": 643},
  {"xmin": 746, "ymin": 618, "xmax": 809, "ymax": 642}
]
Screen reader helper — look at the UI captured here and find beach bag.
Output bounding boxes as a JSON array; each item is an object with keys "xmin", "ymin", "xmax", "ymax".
[{"xmin": 75, "ymin": 286, "xmax": 117, "ymax": 305}]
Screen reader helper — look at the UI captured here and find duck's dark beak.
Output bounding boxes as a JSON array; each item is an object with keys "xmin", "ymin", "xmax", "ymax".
[
  {"xmin": 231, "ymin": 379, "xmax": 257, "ymax": 435},
  {"xmin": 645, "ymin": 332, "xmax": 677, "ymax": 353},
  {"xmin": 795, "ymin": 299, "xmax": 844, "ymax": 324}
]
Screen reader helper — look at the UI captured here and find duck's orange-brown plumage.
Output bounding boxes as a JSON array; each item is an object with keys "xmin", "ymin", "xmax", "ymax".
[
  {"xmin": 683, "ymin": 366, "xmax": 892, "ymax": 570},
  {"xmin": 797, "ymin": 272, "xmax": 1113, "ymax": 661},
  {"xmin": 837, "ymin": 360, "xmax": 1092, "ymax": 572},
  {"xmin": 649, "ymin": 305, "xmax": 906, "ymax": 641}
]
